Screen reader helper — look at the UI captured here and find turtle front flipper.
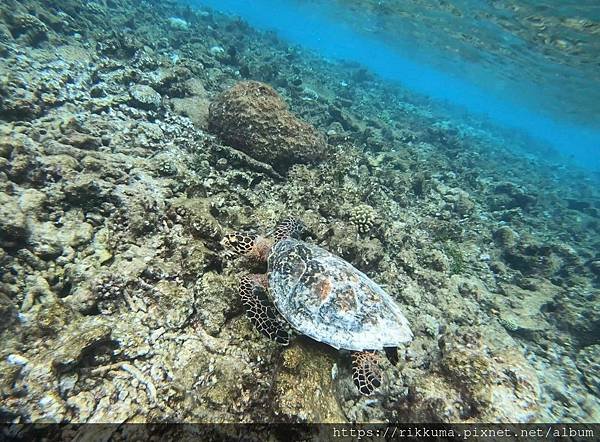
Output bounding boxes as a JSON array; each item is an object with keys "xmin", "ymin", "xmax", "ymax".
[
  {"xmin": 351, "ymin": 351, "xmax": 382, "ymax": 395},
  {"xmin": 239, "ymin": 274, "xmax": 290, "ymax": 345},
  {"xmin": 273, "ymin": 217, "xmax": 305, "ymax": 242}
]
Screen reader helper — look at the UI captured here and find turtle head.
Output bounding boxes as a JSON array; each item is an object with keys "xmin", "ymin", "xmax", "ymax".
[
  {"xmin": 221, "ymin": 232, "xmax": 273, "ymax": 262},
  {"xmin": 221, "ymin": 218, "xmax": 304, "ymax": 261},
  {"xmin": 273, "ymin": 217, "xmax": 305, "ymax": 241},
  {"xmin": 221, "ymin": 232, "xmax": 256, "ymax": 259}
]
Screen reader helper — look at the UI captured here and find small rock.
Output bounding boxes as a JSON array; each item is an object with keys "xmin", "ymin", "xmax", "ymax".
[
  {"xmin": 577, "ymin": 345, "xmax": 600, "ymax": 396},
  {"xmin": 52, "ymin": 323, "xmax": 112, "ymax": 372},
  {"xmin": 0, "ymin": 192, "xmax": 28, "ymax": 247},
  {"xmin": 493, "ymin": 226, "xmax": 518, "ymax": 249},
  {"xmin": 129, "ymin": 84, "xmax": 162, "ymax": 109}
]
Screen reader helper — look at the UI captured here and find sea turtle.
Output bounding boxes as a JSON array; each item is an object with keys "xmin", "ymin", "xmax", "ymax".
[{"xmin": 221, "ymin": 217, "xmax": 413, "ymax": 395}]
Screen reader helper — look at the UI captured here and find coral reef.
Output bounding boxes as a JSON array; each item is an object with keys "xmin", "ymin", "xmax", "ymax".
[{"xmin": 0, "ymin": 0, "xmax": 598, "ymax": 427}]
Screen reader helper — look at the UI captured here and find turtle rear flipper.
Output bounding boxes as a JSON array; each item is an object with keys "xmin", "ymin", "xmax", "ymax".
[
  {"xmin": 351, "ymin": 351, "xmax": 382, "ymax": 395},
  {"xmin": 384, "ymin": 347, "xmax": 399, "ymax": 365},
  {"xmin": 239, "ymin": 274, "xmax": 290, "ymax": 345}
]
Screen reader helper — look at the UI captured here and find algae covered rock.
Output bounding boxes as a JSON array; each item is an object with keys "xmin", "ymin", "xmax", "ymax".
[
  {"xmin": 52, "ymin": 321, "xmax": 112, "ymax": 372},
  {"xmin": 10, "ymin": 14, "xmax": 49, "ymax": 46},
  {"xmin": 577, "ymin": 345, "xmax": 600, "ymax": 396},
  {"xmin": 493, "ymin": 226, "xmax": 519, "ymax": 249},
  {"xmin": 0, "ymin": 292, "xmax": 18, "ymax": 332},
  {"xmin": 208, "ymin": 81, "xmax": 327, "ymax": 172},
  {"xmin": 0, "ymin": 192, "xmax": 28, "ymax": 247},
  {"xmin": 193, "ymin": 271, "xmax": 237, "ymax": 336},
  {"xmin": 129, "ymin": 84, "xmax": 162, "ymax": 110},
  {"xmin": 275, "ymin": 343, "xmax": 346, "ymax": 422}
]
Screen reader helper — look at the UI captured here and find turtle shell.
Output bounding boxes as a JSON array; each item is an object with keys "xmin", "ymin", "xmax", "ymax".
[{"xmin": 267, "ymin": 238, "xmax": 413, "ymax": 351}]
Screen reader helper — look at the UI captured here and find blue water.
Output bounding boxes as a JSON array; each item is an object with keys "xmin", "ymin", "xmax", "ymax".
[{"xmin": 188, "ymin": 0, "xmax": 600, "ymax": 171}]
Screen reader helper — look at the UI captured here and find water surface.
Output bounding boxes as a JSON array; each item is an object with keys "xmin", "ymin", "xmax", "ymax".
[{"xmin": 191, "ymin": 0, "xmax": 600, "ymax": 171}]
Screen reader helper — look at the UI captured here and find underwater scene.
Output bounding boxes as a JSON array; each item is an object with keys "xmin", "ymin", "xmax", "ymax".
[{"xmin": 0, "ymin": 0, "xmax": 599, "ymax": 430}]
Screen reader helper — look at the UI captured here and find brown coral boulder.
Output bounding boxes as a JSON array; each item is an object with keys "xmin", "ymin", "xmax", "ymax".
[{"xmin": 208, "ymin": 81, "xmax": 327, "ymax": 172}]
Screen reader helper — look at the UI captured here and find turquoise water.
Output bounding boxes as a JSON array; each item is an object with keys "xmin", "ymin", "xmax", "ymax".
[{"xmin": 190, "ymin": 0, "xmax": 600, "ymax": 171}]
